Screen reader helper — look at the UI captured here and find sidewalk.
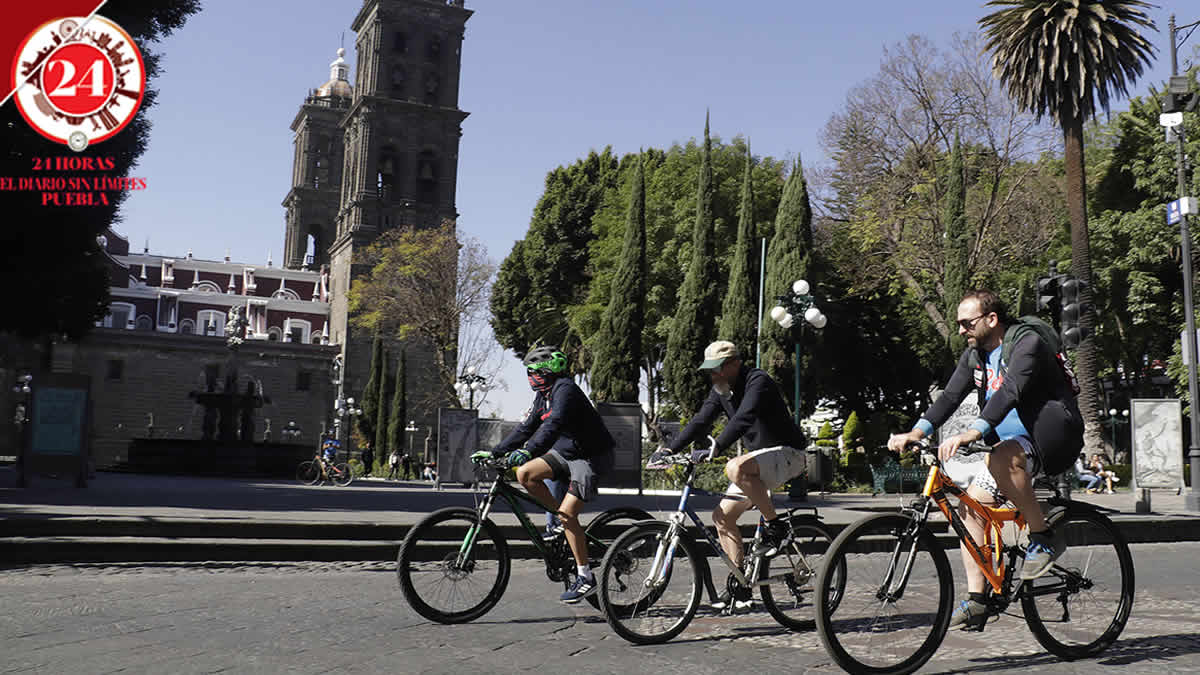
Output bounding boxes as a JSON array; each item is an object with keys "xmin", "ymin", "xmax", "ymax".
[{"xmin": 2, "ymin": 467, "xmax": 1198, "ymax": 564}]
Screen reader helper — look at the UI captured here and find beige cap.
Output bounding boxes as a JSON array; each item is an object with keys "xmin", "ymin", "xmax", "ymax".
[{"xmin": 697, "ymin": 340, "xmax": 738, "ymax": 370}]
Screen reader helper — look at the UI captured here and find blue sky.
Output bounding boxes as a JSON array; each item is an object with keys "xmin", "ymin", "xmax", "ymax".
[{"xmin": 115, "ymin": 0, "xmax": 1186, "ymax": 419}]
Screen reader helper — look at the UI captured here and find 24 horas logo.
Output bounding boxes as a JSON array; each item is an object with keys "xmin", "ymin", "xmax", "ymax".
[{"xmin": 11, "ymin": 15, "xmax": 145, "ymax": 152}]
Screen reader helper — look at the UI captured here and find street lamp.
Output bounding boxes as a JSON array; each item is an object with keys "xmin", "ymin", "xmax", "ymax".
[
  {"xmin": 282, "ymin": 421, "xmax": 302, "ymax": 442},
  {"xmin": 770, "ymin": 279, "xmax": 827, "ymax": 426},
  {"xmin": 455, "ymin": 366, "xmax": 489, "ymax": 409},
  {"xmin": 1102, "ymin": 408, "xmax": 1129, "ymax": 458}
]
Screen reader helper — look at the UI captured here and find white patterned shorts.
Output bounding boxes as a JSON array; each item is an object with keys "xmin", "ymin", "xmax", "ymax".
[
  {"xmin": 942, "ymin": 435, "xmax": 1041, "ymax": 503},
  {"xmin": 723, "ymin": 445, "xmax": 807, "ymax": 497}
]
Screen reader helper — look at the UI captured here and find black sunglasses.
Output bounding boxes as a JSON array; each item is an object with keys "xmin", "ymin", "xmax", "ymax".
[{"xmin": 957, "ymin": 314, "xmax": 989, "ymax": 331}]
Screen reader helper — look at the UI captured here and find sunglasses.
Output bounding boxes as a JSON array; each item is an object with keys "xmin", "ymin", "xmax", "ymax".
[{"xmin": 957, "ymin": 314, "xmax": 990, "ymax": 331}]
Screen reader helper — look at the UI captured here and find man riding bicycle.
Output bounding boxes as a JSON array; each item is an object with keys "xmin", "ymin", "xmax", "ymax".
[
  {"xmin": 659, "ymin": 340, "xmax": 807, "ymax": 610},
  {"xmin": 472, "ymin": 346, "xmax": 615, "ymax": 604},
  {"xmin": 889, "ymin": 289, "xmax": 1083, "ymax": 627}
]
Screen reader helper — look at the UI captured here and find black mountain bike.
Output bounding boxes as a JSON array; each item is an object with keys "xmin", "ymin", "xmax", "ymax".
[{"xmin": 397, "ymin": 455, "xmax": 651, "ymax": 623}]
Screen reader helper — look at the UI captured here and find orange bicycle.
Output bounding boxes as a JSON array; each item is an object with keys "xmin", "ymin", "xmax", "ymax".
[{"xmin": 814, "ymin": 440, "xmax": 1134, "ymax": 674}]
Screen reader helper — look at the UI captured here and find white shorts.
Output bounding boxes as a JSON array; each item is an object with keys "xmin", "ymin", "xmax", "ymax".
[
  {"xmin": 941, "ymin": 435, "xmax": 1040, "ymax": 503},
  {"xmin": 723, "ymin": 446, "xmax": 807, "ymax": 497}
]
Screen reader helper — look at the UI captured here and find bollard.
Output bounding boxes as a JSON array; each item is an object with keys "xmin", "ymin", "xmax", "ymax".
[{"xmin": 1135, "ymin": 488, "xmax": 1151, "ymax": 514}]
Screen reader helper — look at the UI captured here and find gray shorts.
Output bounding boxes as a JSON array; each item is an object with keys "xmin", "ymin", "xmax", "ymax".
[{"xmin": 542, "ymin": 450, "xmax": 602, "ymax": 502}]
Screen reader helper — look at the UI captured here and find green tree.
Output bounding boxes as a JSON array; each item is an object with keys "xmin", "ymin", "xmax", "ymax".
[
  {"xmin": 980, "ymin": 0, "xmax": 1157, "ymax": 453},
  {"xmin": 842, "ymin": 411, "xmax": 863, "ymax": 448},
  {"xmin": 943, "ymin": 135, "xmax": 970, "ymax": 355},
  {"xmin": 590, "ymin": 155, "xmax": 646, "ymax": 402},
  {"xmin": 718, "ymin": 143, "xmax": 760, "ymax": 358},
  {"xmin": 761, "ymin": 158, "xmax": 815, "ymax": 412},
  {"xmin": 388, "ymin": 350, "xmax": 408, "ymax": 459},
  {"xmin": 359, "ymin": 335, "xmax": 384, "ymax": 442},
  {"xmin": 374, "ymin": 352, "xmax": 393, "ymax": 467},
  {"xmin": 664, "ymin": 115, "xmax": 720, "ymax": 415},
  {"xmin": 0, "ymin": 1, "xmax": 201, "ymax": 363}
]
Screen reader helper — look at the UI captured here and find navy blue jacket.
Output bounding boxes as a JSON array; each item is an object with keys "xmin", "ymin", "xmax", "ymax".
[
  {"xmin": 667, "ymin": 366, "xmax": 806, "ymax": 455},
  {"xmin": 495, "ymin": 378, "xmax": 615, "ymax": 465}
]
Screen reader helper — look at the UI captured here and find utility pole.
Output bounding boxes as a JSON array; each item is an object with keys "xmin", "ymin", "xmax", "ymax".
[{"xmin": 1165, "ymin": 15, "xmax": 1200, "ymax": 511}]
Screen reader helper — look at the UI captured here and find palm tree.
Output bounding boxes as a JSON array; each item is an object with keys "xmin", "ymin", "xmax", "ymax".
[{"xmin": 979, "ymin": 0, "xmax": 1155, "ymax": 454}]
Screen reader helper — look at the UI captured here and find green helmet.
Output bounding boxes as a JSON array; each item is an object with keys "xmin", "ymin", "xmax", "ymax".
[{"xmin": 523, "ymin": 345, "xmax": 568, "ymax": 376}]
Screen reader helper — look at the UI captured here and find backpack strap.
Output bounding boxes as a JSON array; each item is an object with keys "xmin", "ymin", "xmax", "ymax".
[{"xmin": 966, "ymin": 347, "xmax": 987, "ymax": 411}]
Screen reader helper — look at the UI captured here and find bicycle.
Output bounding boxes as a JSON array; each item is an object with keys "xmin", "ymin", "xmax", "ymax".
[
  {"xmin": 814, "ymin": 439, "xmax": 1135, "ymax": 674},
  {"xmin": 396, "ymin": 454, "xmax": 652, "ymax": 623},
  {"xmin": 596, "ymin": 444, "xmax": 846, "ymax": 645},
  {"xmin": 296, "ymin": 455, "xmax": 353, "ymax": 487}
]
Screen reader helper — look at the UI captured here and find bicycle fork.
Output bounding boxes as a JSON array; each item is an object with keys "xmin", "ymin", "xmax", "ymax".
[{"xmin": 878, "ymin": 509, "xmax": 931, "ymax": 602}]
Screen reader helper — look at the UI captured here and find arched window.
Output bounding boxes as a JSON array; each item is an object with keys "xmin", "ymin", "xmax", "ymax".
[
  {"xmin": 272, "ymin": 288, "xmax": 301, "ymax": 301},
  {"xmin": 268, "ymin": 327, "xmax": 282, "ymax": 341},
  {"xmin": 193, "ymin": 280, "xmax": 221, "ymax": 294},
  {"xmin": 417, "ymin": 150, "xmax": 438, "ymax": 204},
  {"xmin": 135, "ymin": 315, "xmax": 153, "ymax": 331},
  {"xmin": 179, "ymin": 319, "xmax": 196, "ymax": 335},
  {"xmin": 197, "ymin": 310, "xmax": 225, "ymax": 337}
]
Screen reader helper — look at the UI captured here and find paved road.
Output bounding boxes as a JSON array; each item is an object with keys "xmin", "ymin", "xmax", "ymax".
[{"xmin": 2, "ymin": 542, "xmax": 1198, "ymax": 674}]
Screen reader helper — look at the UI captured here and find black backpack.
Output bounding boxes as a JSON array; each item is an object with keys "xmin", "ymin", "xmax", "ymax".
[{"xmin": 965, "ymin": 315, "xmax": 1080, "ymax": 410}]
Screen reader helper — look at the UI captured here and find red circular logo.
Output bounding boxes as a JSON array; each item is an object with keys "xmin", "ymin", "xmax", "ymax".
[{"xmin": 11, "ymin": 16, "xmax": 145, "ymax": 151}]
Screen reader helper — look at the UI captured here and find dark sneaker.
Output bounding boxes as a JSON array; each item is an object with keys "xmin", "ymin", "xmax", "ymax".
[
  {"xmin": 542, "ymin": 523, "xmax": 564, "ymax": 542},
  {"xmin": 753, "ymin": 520, "xmax": 791, "ymax": 558},
  {"xmin": 949, "ymin": 597, "xmax": 989, "ymax": 628},
  {"xmin": 560, "ymin": 575, "xmax": 597, "ymax": 604},
  {"xmin": 1021, "ymin": 530, "xmax": 1065, "ymax": 580},
  {"xmin": 710, "ymin": 589, "xmax": 752, "ymax": 612}
]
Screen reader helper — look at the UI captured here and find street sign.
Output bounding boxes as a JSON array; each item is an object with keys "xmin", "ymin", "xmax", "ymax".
[
  {"xmin": 1169, "ymin": 198, "xmax": 1198, "ymax": 225},
  {"xmin": 1160, "ymin": 111, "xmax": 1184, "ymax": 128}
]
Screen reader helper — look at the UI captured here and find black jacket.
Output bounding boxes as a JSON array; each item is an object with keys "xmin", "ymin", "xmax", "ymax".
[
  {"xmin": 667, "ymin": 366, "xmax": 806, "ymax": 455},
  {"xmin": 922, "ymin": 332, "xmax": 1083, "ymax": 470},
  {"xmin": 495, "ymin": 378, "xmax": 615, "ymax": 465}
]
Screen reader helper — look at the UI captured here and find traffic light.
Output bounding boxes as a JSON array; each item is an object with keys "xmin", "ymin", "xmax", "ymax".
[
  {"xmin": 1036, "ymin": 275, "xmax": 1062, "ymax": 316},
  {"xmin": 1060, "ymin": 276, "xmax": 1092, "ymax": 349},
  {"xmin": 1163, "ymin": 76, "xmax": 1199, "ymax": 114}
]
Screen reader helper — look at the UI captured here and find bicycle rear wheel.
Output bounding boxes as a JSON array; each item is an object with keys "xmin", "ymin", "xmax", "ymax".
[
  {"xmin": 1021, "ymin": 506, "xmax": 1135, "ymax": 660},
  {"xmin": 333, "ymin": 462, "xmax": 353, "ymax": 486},
  {"xmin": 397, "ymin": 507, "xmax": 511, "ymax": 624},
  {"xmin": 598, "ymin": 521, "xmax": 702, "ymax": 645},
  {"xmin": 296, "ymin": 460, "xmax": 319, "ymax": 484},
  {"xmin": 758, "ymin": 519, "xmax": 844, "ymax": 631},
  {"xmin": 815, "ymin": 513, "xmax": 954, "ymax": 675}
]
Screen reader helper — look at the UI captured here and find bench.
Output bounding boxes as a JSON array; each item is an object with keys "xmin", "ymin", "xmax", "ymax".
[{"xmin": 870, "ymin": 457, "xmax": 926, "ymax": 496}]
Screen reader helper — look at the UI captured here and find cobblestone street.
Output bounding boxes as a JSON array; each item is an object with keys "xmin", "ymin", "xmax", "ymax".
[{"xmin": 3, "ymin": 543, "xmax": 1199, "ymax": 674}]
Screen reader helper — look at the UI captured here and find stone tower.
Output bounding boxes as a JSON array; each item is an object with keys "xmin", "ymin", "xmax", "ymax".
[{"xmin": 285, "ymin": 0, "xmax": 472, "ymax": 434}]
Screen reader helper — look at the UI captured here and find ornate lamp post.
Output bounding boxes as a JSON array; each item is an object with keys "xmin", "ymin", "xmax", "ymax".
[
  {"xmin": 454, "ymin": 366, "xmax": 489, "ymax": 410},
  {"xmin": 282, "ymin": 421, "xmax": 302, "ymax": 442},
  {"xmin": 1102, "ymin": 408, "xmax": 1129, "ymax": 458},
  {"xmin": 12, "ymin": 373, "xmax": 31, "ymax": 487},
  {"xmin": 769, "ymin": 279, "xmax": 828, "ymax": 425},
  {"xmin": 329, "ymin": 354, "xmax": 362, "ymax": 462}
]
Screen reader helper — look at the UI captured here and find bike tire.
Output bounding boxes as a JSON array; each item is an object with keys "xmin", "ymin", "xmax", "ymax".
[
  {"xmin": 814, "ymin": 512, "xmax": 954, "ymax": 675},
  {"xmin": 1021, "ymin": 506, "xmax": 1135, "ymax": 660},
  {"xmin": 597, "ymin": 521, "xmax": 702, "ymax": 645},
  {"xmin": 333, "ymin": 462, "xmax": 353, "ymax": 486},
  {"xmin": 397, "ymin": 506, "xmax": 511, "ymax": 624},
  {"xmin": 296, "ymin": 460, "xmax": 318, "ymax": 484},
  {"xmin": 758, "ymin": 519, "xmax": 844, "ymax": 631},
  {"xmin": 576, "ymin": 507, "xmax": 654, "ymax": 610}
]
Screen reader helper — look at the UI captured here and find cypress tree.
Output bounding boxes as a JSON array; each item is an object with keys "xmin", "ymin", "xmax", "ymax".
[
  {"xmin": 358, "ymin": 335, "xmax": 384, "ymax": 441},
  {"xmin": 387, "ymin": 350, "xmax": 408, "ymax": 462},
  {"xmin": 943, "ymin": 135, "xmax": 969, "ymax": 354},
  {"xmin": 665, "ymin": 114, "xmax": 720, "ymax": 416},
  {"xmin": 761, "ymin": 158, "xmax": 814, "ymax": 413},
  {"xmin": 374, "ymin": 351, "xmax": 393, "ymax": 470},
  {"xmin": 591, "ymin": 154, "xmax": 646, "ymax": 402},
  {"xmin": 718, "ymin": 142, "xmax": 759, "ymax": 358}
]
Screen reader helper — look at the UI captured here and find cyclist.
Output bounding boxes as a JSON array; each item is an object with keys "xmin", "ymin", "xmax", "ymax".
[
  {"xmin": 472, "ymin": 346, "xmax": 615, "ymax": 604},
  {"xmin": 888, "ymin": 289, "xmax": 1083, "ymax": 627},
  {"xmin": 659, "ymin": 340, "xmax": 807, "ymax": 610},
  {"xmin": 317, "ymin": 436, "xmax": 340, "ymax": 478}
]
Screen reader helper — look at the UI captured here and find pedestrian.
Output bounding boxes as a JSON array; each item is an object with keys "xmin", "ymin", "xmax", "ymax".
[
  {"xmin": 400, "ymin": 453, "xmax": 412, "ymax": 479},
  {"xmin": 388, "ymin": 449, "xmax": 401, "ymax": 480},
  {"xmin": 361, "ymin": 443, "xmax": 375, "ymax": 478},
  {"xmin": 1089, "ymin": 453, "xmax": 1118, "ymax": 494},
  {"xmin": 1076, "ymin": 452, "xmax": 1101, "ymax": 492}
]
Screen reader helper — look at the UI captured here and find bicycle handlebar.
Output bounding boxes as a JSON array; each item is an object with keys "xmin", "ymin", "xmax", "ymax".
[{"xmin": 903, "ymin": 438, "xmax": 992, "ymax": 467}]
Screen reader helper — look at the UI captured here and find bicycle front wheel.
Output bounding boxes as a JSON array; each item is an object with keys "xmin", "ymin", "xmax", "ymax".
[
  {"xmin": 332, "ymin": 462, "xmax": 353, "ymax": 486},
  {"xmin": 1021, "ymin": 506, "xmax": 1135, "ymax": 660},
  {"xmin": 758, "ymin": 519, "xmax": 844, "ymax": 631},
  {"xmin": 397, "ymin": 507, "xmax": 511, "ymax": 624},
  {"xmin": 598, "ymin": 521, "xmax": 702, "ymax": 645},
  {"xmin": 815, "ymin": 513, "xmax": 954, "ymax": 675},
  {"xmin": 296, "ymin": 460, "xmax": 318, "ymax": 484}
]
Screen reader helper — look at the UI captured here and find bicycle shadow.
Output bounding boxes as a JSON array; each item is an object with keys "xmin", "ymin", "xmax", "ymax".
[{"xmin": 926, "ymin": 633, "xmax": 1200, "ymax": 673}]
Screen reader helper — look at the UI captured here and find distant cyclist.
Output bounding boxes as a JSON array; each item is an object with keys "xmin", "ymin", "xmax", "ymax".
[
  {"xmin": 889, "ymin": 289, "xmax": 1083, "ymax": 627},
  {"xmin": 659, "ymin": 340, "xmax": 807, "ymax": 610},
  {"xmin": 472, "ymin": 346, "xmax": 615, "ymax": 604}
]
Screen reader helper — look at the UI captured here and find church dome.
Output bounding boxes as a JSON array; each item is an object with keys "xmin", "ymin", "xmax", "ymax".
[{"xmin": 316, "ymin": 48, "xmax": 353, "ymax": 98}]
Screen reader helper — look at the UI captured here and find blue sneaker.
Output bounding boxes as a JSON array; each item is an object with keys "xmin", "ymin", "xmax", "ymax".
[
  {"xmin": 560, "ymin": 575, "xmax": 597, "ymax": 604},
  {"xmin": 1021, "ymin": 530, "xmax": 1065, "ymax": 580}
]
